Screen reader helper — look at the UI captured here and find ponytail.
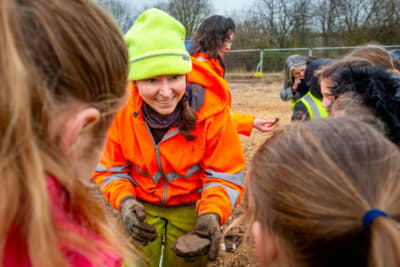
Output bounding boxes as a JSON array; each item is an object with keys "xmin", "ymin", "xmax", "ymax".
[
  {"xmin": 178, "ymin": 91, "xmax": 197, "ymax": 140},
  {"xmin": 370, "ymin": 217, "xmax": 400, "ymax": 267}
]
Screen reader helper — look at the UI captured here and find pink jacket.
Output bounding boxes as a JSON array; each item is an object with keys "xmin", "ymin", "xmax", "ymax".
[{"xmin": 3, "ymin": 177, "xmax": 122, "ymax": 267}]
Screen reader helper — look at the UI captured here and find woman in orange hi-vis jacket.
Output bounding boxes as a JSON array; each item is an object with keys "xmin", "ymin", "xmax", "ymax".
[
  {"xmin": 93, "ymin": 9, "xmax": 245, "ymax": 267},
  {"xmin": 190, "ymin": 15, "xmax": 277, "ymax": 136}
]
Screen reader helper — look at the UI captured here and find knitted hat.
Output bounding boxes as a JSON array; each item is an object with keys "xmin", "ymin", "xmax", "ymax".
[{"xmin": 125, "ymin": 8, "xmax": 192, "ymax": 80}]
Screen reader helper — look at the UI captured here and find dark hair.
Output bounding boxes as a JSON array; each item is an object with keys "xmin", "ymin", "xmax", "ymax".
[
  {"xmin": 179, "ymin": 91, "xmax": 197, "ymax": 140},
  {"xmin": 191, "ymin": 15, "xmax": 235, "ymax": 58},
  {"xmin": 389, "ymin": 49, "xmax": 400, "ymax": 71},
  {"xmin": 330, "ymin": 66, "xmax": 400, "ymax": 144},
  {"xmin": 304, "ymin": 58, "xmax": 333, "ymax": 99}
]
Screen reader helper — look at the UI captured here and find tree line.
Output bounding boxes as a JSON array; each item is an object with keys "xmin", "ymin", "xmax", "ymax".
[{"xmin": 94, "ymin": 0, "xmax": 400, "ymax": 49}]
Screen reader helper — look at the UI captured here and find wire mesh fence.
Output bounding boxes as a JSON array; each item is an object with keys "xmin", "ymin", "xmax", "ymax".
[{"xmin": 224, "ymin": 45, "xmax": 400, "ymax": 76}]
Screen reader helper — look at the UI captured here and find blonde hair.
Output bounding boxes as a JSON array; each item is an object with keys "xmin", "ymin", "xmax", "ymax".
[
  {"xmin": 0, "ymin": 0, "xmax": 134, "ymax": 266},
  {"xmin": 349, "ymin": 44, "xmax": 400, "ymax": 76},
  {"xmin": 242, "ymin": 118, "xmax": 400, "ymax": 267}
]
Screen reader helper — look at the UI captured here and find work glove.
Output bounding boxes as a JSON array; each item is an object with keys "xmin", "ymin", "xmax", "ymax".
[
  {"xmin": 120, "ymin": 198, "xmax": 157, "ymax": 246},
  {"xmin": 173, "ymin": 213, "xmax": 221, "ymax": 261}
]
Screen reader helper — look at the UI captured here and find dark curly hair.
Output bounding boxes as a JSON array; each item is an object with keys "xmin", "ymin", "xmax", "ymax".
[
  {"xmin": 330, "ymin": 66, "xmax": 400, "ymax": 144},
  {"xmin": 190, "ymin": 15, "xmax": 235, "ymax": 58}
]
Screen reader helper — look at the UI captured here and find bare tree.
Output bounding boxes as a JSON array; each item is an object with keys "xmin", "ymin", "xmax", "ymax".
[
  {"xmin": 313, "ymin": 0, "xmax": 340, "ymax": 46},
  {"xmin": 334, "ymin": 0, "xmax": 379, "ymax": 44},
  {"xmin": 157, "ymin": 0, "xmax": 214, "ymax": 39},
  {"xmin": 256, "ymin": 0, "xmax": 312, "ymax": 48},
  {"xmin": 94, "ymin": 0, "xmax": 140, "ymax": 33}
]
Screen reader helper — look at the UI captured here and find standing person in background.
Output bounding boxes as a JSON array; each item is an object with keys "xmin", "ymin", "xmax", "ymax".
[
  {"xmin": 191, "ymin": 15, "xmax": 276, "ymax": 136},
  {"xmin": 291, "ymin": 58, "xmax": 333, "ymax": 121},
  {"xmin": 190, "ymin": 15, "xmax": 234, "ymax": 78},
  {"xmin": 241, "ymin": 117, "xmax": 400, "ymax": 267},
  {"xmin": 94, "ymin": 8, "xmax": 246, "ymax": 267},
  {"xmin": 280, "ymin": 55, "xmax": 308, "ymax": 103},
  {"xmin": 1, "ymin": 0, "xmax": 137, "ymax": 266}
]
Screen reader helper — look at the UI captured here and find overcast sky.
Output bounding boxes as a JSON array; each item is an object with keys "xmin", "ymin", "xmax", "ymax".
[{"xmin": 135, "ymin": 0, "xmax": 248, "ymax": 15}]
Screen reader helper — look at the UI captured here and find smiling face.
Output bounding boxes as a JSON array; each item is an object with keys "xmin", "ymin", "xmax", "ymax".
[
  {"xmin": 136, "ymin": 74, "xmax": 186, "ymax": 115},
  {"xmin": 292, "ymin": 66, "xmax": 306, "ymax": 80}
]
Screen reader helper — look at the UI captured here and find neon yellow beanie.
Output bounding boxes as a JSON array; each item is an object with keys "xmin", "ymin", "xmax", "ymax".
[{"xmin": 125, "ymin": 8, "xmax": 192, "ymax": 80}]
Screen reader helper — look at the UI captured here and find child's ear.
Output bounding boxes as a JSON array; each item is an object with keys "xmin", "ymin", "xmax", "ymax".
[
  {"xmin": 252, "ymin": 221, "xmax": 278, "ymax": 266},
  {"xmin": 58, "ymin": 108, "xmax": 100, "ymax": 152}
]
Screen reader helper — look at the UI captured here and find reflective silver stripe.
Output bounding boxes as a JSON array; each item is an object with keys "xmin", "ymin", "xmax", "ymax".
[
  {"xmin": 204, "ymin": 169, "xmax": 244, "ymax": 186},
  {"xmin": 303, "ymin": 94, "xmax": 320, "ymax": 119},
  {"xmin": 137, "ymin": 163, "xmax": 201, "ymax": 183},
  {"xmin": 184, "ymin": 164, "xmax": 201, "ymax": 178},
  {"xmin": 130, "ymin": 53, "xmax": 189, "ymax": 64},
  {"xmin": 101, "ymin": 173, "xmax": 138, "ymax": 189},
  {"xmin": 196, "ymin": 56, "xmax": 208, "ymax": 62},
  {"xmin": 161, "ymin": 128, "xmax": 180, "ymax": 143},
  {"xmin": 165, "ymin": 164, "xmax": 201, "ymax": 182},
  {"xmin": 202, "ymin": 183, "xmax": 239, "ymax": 210},
  {"xmin": 152, "ymin": 171, "xmax": 163, "ymax": 184},
  {"xmin": 95, "ymin": 162, "xmax": 130, "ymax": 173}
]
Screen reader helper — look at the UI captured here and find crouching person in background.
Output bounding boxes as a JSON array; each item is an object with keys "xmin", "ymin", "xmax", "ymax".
[
  {"xmin": 291, "ymin": 58, "xmax": 333, "ymax": 121},
  {"xmin": 93, "ymin": 8, "xmax": 245, "ymax": 267}
]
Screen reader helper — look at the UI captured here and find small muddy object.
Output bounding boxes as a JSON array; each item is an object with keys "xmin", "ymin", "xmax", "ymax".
[
  {"xmin": 224, "ymin": 233, "xmax": 243, "ymax": 253},
  {"xmin": 272, "ymin": 117, "xmax": 280, "ymax": 125},
  {"xmin": 174, "ymin": 234, "xmax": 211, "ymax": 257}
]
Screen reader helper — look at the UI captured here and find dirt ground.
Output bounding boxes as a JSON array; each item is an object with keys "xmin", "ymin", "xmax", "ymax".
[
  {"xmin": 89, "ymin": 75, "xmax": 290, "ymax": 266},
  {"xmin": 208, "ymin": 76, "xmax": 290, "ymax": 267}
]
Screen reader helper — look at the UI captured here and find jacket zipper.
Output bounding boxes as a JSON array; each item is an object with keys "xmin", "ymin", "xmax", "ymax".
[{"xmin": 145, "ymin": 122, "xmax": 168, "ymax": 206}]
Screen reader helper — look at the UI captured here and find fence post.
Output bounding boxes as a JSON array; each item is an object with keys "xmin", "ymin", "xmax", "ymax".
[
  {"xmin": 308, "ymin": 48, "xmax": 313, "ymax": 57},
  {"xmin": 256, "ymin": 49, "xmax": 264, "ymax": 73}
]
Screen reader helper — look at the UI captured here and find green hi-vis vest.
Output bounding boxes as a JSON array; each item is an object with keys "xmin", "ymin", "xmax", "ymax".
[{"xmin": 294, "ymin": 92, "xmax": 328, "ymax": 120}]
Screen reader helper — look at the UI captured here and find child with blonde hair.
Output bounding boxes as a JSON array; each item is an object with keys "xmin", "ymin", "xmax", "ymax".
[
  {"xmin": 0, "ymin": 0, "xmax": 135, "ymax": 266},
  {"xmin": 242, "ymin": 118, "xmax": 400, "ymax": 267}
]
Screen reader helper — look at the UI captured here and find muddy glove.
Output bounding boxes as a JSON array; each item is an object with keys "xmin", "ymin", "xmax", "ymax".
[
  {"xmin": 120, "ymin": 198, "xmax": 157, "ymax": 246},
  {"xmin": 173, "ymin": 213, "xmax": 221, "ymax": 261}
]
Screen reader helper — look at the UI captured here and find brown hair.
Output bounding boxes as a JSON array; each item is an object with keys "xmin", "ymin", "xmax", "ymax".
[
  {"xmin": 319, "ymin": 56, "xmax": 373, "ymax": 81},
  {"xmin": 191, "ymin": 15, "xmax": 235, "ymax": 58},
  {"xmin": 329, "ymin": 92, "xmax": 385, "ymax": 134},
  {"xmin": 0, "ymin": 0, "xmax": 134, "ymax": 266},
  {"xmin": 179, "ymin": 91, "xmax": 197, "ymax": 140},
  {"xmin": 349, "ymin": 44, "xmax": 400, "ymax": 76},
  {"xmin": 242, "ymin": 118, "xmax": 400, "ymax": 267}
]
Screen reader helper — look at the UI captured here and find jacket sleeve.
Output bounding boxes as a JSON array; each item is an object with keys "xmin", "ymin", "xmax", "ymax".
[
  {"xmin": 92, "ymin": 116, "xmax": 136, "ymax": 210},
  {"xmin": 232, "ymin": 112, "xmax": 255, "ymax": 136},
  {"xmin": 197, "ymin": 106, "xmax": 246, "ymax": 225},
  {"xmin": 291, "ymin": 101, "xmax": 310, "ymax": 121}
]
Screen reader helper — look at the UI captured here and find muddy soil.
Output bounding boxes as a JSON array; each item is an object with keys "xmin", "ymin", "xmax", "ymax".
[
  {"xmin": 88, "ymin": 76, "xmax": 290, "ymax": 266},
  {"xmin": 208, "ymin": 76, "xmax": 290, "ymax": 267}
]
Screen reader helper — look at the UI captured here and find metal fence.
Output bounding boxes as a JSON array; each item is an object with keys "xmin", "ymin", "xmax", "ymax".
[{"xmin": 224, "ymin": 45, "xmax": 400, "ymax": 76}]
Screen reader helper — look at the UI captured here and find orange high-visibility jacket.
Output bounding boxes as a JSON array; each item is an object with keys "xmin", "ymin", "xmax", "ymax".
[
  {"xmin": 194, "ymin": 52, "xmax": 255, "ymax": 136},
  {"xmin": 93, "ymin": 57, "xmax": 245, "ymax": 225}
]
